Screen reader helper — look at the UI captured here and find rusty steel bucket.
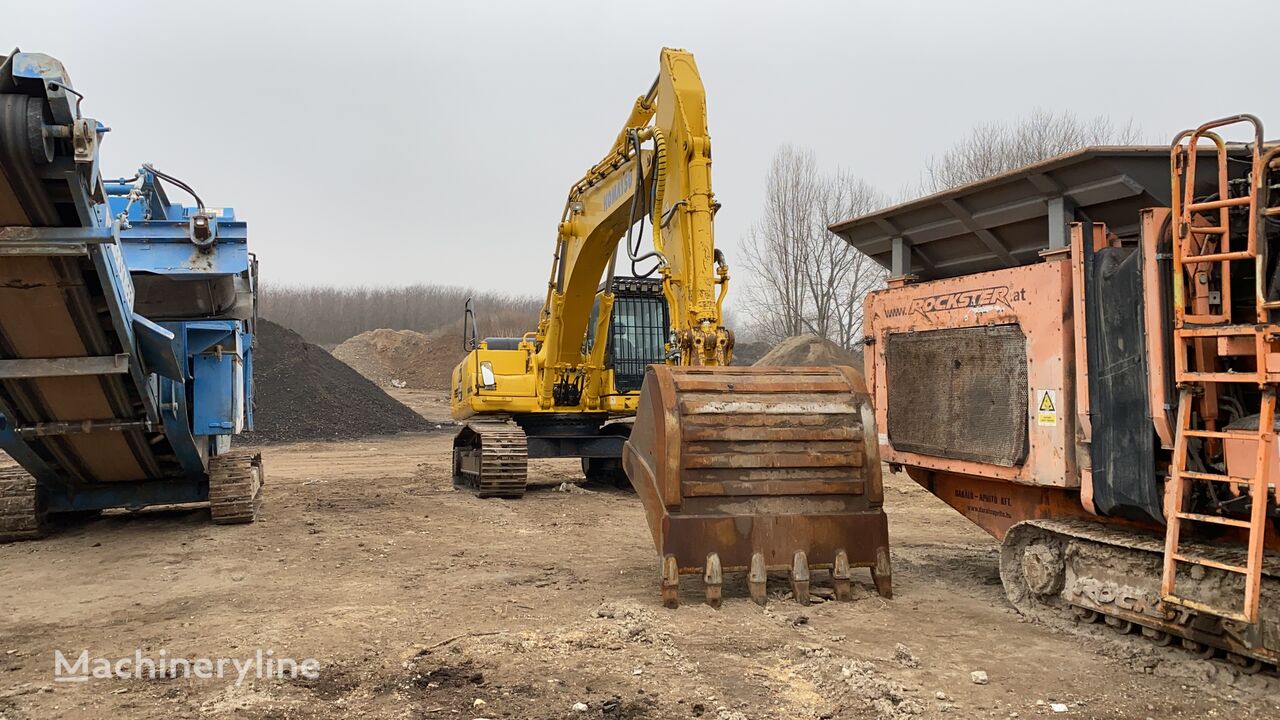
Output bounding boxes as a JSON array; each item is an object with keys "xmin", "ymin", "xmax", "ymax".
[{"xmin": 622, "ymin": 365, "xmax": 891, "ymax": 607}]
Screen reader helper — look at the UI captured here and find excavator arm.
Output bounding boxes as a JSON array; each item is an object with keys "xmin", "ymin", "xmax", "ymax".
[{"xmin": 535, "ymin": 48, "xmax": 730, "ymax": 412}]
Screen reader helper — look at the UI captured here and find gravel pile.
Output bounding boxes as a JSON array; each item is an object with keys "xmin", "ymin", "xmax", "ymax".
[
  {"xmin": 243, "ymin": 320, "xmax": 433, "ymax": 443},
  {"xmin": 754, "ymin": 334, "xmax": 863, "ymax": 368},
  {"xmin": 333, "ymin": 328, "xmax": 460, "ymax": 390}
]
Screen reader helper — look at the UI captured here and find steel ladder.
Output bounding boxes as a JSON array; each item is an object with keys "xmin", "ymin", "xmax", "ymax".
[{"xmin": 1161, "ymin": 114, "xmax": 1276, "ymax": 624}]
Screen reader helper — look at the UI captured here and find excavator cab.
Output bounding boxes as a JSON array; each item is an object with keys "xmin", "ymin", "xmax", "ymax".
[{"xmin": 587, "ymin": 277, "xmax": 669, "ymax": 393}]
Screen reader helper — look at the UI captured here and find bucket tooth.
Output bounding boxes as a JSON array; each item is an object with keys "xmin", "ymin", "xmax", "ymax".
[
  {"xmin": 703, "ymin": 552, "xmax": 723, "ymax": 608},
  {"xmin": 791, "ymin": 551, "xmax": 811, "ymax": 605},
  {"xmin": 872, "ymin": 545, "xmax": 893, "ymax": 599},
  {"xmin": 748, "ymin": 552, "xmax": 768, "ymax": 606},
  {"xmin": 660, "ymin": 554, "xmax": 680, "ymax": 609},
  {"xmin": 832, "ymin": 549, "xmax": 852, "ymax": 601},
  {"xmin": 622, "ymin": 365, "xmax": 892, "ymax": 611}
]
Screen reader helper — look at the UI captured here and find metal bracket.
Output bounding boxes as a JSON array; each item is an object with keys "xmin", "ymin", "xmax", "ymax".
[
  {"xmin": 72, "ymin": 117, "xmax": 96, "ymax": 164},
  {"xmin": 14, "ymin": 418, "xmax": 149, "ymax": 438},
  {"xmin": 0, "ymin": 354, "xmax": 129, "ymax": 379},
  {"xmin": 0, "ymin": 226, "xmax": 114, "ymax": 256}
]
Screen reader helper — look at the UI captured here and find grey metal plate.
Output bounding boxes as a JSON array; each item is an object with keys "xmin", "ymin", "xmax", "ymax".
[
  {"xmin": 885, "ymin": 325, "xmax": 1028, "ymax": 466},
  {"xmin": 831, "ymin": 145, "xmax": 1244, "ymax": 280}
]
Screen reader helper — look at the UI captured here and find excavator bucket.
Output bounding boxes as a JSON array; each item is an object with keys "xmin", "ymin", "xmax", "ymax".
[{"xmin": 623, "ymin": 365, "xmax": 891, "ymax": 607}]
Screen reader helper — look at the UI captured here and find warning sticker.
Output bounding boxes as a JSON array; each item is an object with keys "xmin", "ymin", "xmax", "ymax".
[{"xmin": 1036, "ymin": 390, "xmax": 1057, "ymax": 426}]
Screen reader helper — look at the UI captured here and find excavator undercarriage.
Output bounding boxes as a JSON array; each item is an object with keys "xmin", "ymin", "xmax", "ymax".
[{"xmin": 451, "ymin": 421, "xmax": 531, "ymax": 499}]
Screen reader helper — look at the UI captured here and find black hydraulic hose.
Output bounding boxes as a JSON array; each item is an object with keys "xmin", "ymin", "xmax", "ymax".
[
  {"xmin": 624, "ymin": 130, "xmax": 662, "ymax": 278},
  {"xmin": 142, "ymin": 163, "xmax": 204, "ymax": 211},
  {"xmin": 624, "ymin": 130, "xmax": 645, "ymax": 261}
]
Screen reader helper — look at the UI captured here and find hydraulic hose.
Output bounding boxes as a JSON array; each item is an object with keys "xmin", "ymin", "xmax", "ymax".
[
  {"xmin": 142, "ymin": 163, "xmax": 204, "ymax": 211},
  {"xmin": 624, "ymin": 128, "xmax": 668, "ymax": 278}
]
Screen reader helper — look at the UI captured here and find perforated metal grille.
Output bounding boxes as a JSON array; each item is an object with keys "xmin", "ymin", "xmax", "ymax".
[
  {"xmin": 884, "ymin": 324, "xmax": 1029, "ymax": 467},
  {"xmin": 610, "ymin": 293, "xmax": 668, "ymax": 393}
]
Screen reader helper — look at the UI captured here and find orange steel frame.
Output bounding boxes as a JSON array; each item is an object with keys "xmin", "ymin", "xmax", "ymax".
[
  {"xmin": 863, "ymin": 194, "xmax": 1279, "ymax": 556},
  {"xmin": 864, "ymin": 259, "xmax": 1077, "ymax": 492},
  {"xmin": 1139, "ymin": 208, "xmax": 1177, "ymax": 452}
]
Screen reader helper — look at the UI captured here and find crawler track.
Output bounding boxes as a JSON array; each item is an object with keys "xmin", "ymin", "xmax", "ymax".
[
  {"xmin": 208, "ymin": 450, "xmax": 264, "ymax": 524},
  {"xmin": 1001, "ymin": 519, "xmax": 1279, "ymax": 673},
  {"xmin": 0, "ymin": 467, "xmax": 44, "ymax": 542},
  {"xmin": 581, "ymin": 457, "xmax": 630, "ymax": 488},
  {"xmin": 452, "ymin": 422, "xmax": 528, "ymax": 498}
]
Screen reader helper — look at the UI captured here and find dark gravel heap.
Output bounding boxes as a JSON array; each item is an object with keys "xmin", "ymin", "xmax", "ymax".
[{"xmin": 242, "ymin": 319, "xmax": 433, "ymax": 443}]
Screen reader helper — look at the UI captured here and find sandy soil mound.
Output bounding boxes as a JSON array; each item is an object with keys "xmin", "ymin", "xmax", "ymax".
[
  {"xmin": 334, "ymin": 328, "xmax": 461, "ymax": 390},
  {"xmin": 243, "ymin": 320, "xmax": 433, "ymax": 443},
  {"xmin": 755, "ymin": 334, "xmax": 863, "ymax": 368}
]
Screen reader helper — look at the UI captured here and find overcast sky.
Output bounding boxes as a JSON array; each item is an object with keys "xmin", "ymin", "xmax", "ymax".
[{"xmin": 8, "ymin": 1, "xmax": 1277, "ymax": 294}]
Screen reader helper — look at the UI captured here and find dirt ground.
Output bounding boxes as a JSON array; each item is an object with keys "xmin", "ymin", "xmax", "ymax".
[{"xmin": 1, "ymin": 392, "xmax": 1277, "ymax": 719}]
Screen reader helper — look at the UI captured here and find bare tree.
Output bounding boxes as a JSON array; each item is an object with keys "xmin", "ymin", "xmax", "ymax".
[
  {"xmin": 739, "ymin": 147, "xmax": 887, "ymax": 350},
  {"xmin": 923, "ymin": 109, "xmax": 1141, "ymax": 192}
]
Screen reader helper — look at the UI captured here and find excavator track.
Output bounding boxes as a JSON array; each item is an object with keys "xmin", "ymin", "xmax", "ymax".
[
  {"xmin": 582, "ymin": 457, "xmax": 630, "ymax": 489},
  {"xmin": 1001, "ymin": 519, "xmax": 1279, "ymax": 673},
  {"xmin": 208, "ymin": 450, "xmax": 264, "ymax": 525},
  {"xmin": 452, "ymin": 422, "xmax": 528, "ymax": 499},
  {"xmin": 582, "ymin": 421, "xmax": 634, "ymax": 489},
  {"xmin": 0, "ymin": 467, "xmax": 45, "ymax": 542}
]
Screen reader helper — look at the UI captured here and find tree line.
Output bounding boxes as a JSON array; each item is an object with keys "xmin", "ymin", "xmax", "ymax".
[
  {"xmin": 266, "ymin": 109, "xmax": 1139, "ymax": 351},
  {"xmin": 737, "ymin": 109, "xmax": 1141, "ymax": 350},
  {"xmin": 259, "ymin": 284, "xmax": 541, "ymax": 346}
]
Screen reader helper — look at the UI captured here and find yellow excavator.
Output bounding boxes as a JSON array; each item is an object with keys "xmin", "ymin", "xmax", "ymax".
[{"xmin": 450, "ymin": 48, "xmax": 890, "ymax": 607}]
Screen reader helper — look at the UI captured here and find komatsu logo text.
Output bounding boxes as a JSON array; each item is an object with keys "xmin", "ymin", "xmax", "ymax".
[
  {"xmin": 902, "ymin": 286, "xmax": 1019, "ymax": 319},
  {"xmin": 603, "ymin": 171, "xmax": 634, "ymax": 210}
]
